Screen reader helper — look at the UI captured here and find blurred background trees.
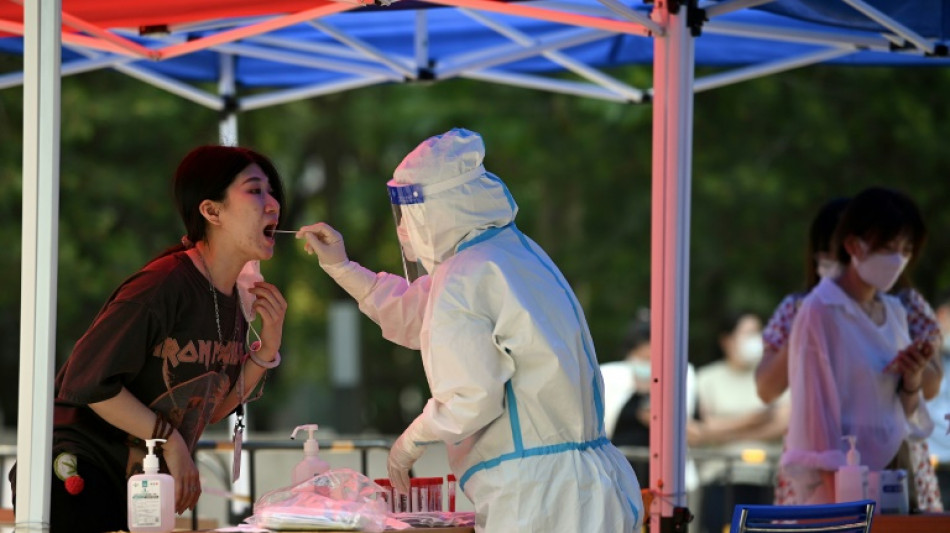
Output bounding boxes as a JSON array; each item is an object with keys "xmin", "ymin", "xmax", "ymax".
[{"xmin": 1, "ymin": 53, "xmax": 949, "ymax": 436}]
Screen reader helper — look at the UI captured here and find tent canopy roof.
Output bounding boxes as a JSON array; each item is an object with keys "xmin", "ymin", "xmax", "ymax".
[{"xmin": 2, "ymin": 1, "xmax": 949, "ymax": 108}]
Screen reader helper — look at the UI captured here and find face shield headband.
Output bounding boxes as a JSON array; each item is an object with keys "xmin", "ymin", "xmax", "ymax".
[
  {"xmin": 387, "ymin": 165, "xmax": 486, "ymax": 282},
  {"xmin": 388, "ymin": 182, "xmax": 426, "ymax": 283}
]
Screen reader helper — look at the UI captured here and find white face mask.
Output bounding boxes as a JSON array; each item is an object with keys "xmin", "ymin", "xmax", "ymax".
[
  {"xmin": 817, "ymin": 258, "xmax": 842, "ymax": 279},
  {"xmin": 852, "ymin": 240, "xmax": 908, "ymax": 292},
  {"xmin": 236, "ymin": 260, "xmax": 264, "ymax": 351},
  {"xmin": 630, "ymin": 359, "xmax": 651, "ymax": 381},
  {"xmin": 236, "ymin": 260, "xmax": 263, "ymax": 322},
  {"xmin": 738, "ymin": 334, "xmax": 764, "ymax": 366}
]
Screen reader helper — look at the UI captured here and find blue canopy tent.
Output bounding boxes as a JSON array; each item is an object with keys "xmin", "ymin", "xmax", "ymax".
[
  {"xmin": 5, "ymin": 1, "xmax": 949, "ymax": 530},
  {"xmin": 3, "ymin": 2, "xmax": 949, "ymax": 105}
]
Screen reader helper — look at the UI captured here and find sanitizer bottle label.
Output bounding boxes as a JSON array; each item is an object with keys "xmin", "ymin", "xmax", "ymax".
[{"xmin": 130, "ymin": 479, "xmax": 164, "ymax": 527}]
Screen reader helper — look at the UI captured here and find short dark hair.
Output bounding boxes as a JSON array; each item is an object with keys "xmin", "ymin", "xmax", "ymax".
[
  {"xmin": 175, "ymin": 145, "xmax": 286, "ymax": 245},
  {"xmin": 833, "ymin": 186, "xmax": 926, "ymax": 266},
  {"xmin": 620, "ymin": 308, "xmax": 650, "ymax": 356}
]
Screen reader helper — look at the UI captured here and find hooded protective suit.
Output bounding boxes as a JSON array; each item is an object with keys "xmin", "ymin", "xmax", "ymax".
[{"xmin": 321, "ymin": 129, "xmax": 643, "ymax": 532}]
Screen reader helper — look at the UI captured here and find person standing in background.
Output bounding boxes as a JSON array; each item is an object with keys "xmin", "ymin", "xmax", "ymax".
[
  {"xmin": 926, "ymin": 291, "xmax": 950, "ymax": 508},
  {"xmin": 758, "ymin": 195, "xmax": 943, "ymax": 510},
  {"xmin": 601, "ymin": 308, "xmax": 654, "ymax": 443},
  {"xmin": 692, "ymin": 310, "xmax": 789, "ymax": 533},
  {"xmin": 783, "ymin": 186, "xmax": 934, "ymax": 505},
  {"xmin": 602, "ymin": 308, "xmax": 698, "ymax": 494}
]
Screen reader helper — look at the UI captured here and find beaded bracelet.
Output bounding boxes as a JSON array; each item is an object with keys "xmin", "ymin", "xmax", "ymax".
[{"xmin": 248, "ymin": 350, "xmax": 281, "ymax": 369}]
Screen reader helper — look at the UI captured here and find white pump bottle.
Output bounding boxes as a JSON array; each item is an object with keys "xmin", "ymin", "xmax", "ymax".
[
  {"xmin": 835, "ymin": 434, "xmax": 868, "ymax": 503},
  {"xmin": 128, "ymin": 438, "xmax": 176, "ymax": 533},
  {"xmin": 291, "ymin": 424, "xmax": 330, "ymax": 485}
]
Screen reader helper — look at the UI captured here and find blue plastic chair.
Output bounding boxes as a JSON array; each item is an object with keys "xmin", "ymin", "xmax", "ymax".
[{"xmin": 730, "ymin": 499, "xmax": 875, "ymax": 533}]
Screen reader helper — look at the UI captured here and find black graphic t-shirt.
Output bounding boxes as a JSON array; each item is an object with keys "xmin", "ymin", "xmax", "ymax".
[{"xmin": 52, "ymin": 250, "xmax": 247, "ymax": 487}]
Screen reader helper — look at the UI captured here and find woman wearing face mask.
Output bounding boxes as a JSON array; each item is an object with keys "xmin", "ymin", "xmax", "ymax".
[
  {"xmin": 757, "ymin": 196, "xmax": 943, "ymax": 509},
  {"xmin": 605, "ymin": 309, "xmax": 699, "ymax": 495},
  {"xmin": 782, "ymin": 186, "xmax": 935, "ymax": 506},
  {"xmin": 692, "ymin": 310, "xmax": 789, "ymax": 533}
]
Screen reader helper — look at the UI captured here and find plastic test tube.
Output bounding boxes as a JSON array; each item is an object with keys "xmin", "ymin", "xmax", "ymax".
[
  {"xmin": 446, "ymin": 473, "xmax": 457, "ymax": 512},
  {"xmin": 374, "ymin": 478, "xmax": 393, "ymax": 513},
  {"xmin": 426, "ymin": 476, "xmax": 443, "ymax": 512},
  {"xmin": 395, "ymin": 481, "xmax": 411, "ymax": 513},
  {"xmin": 410, "ymin": 478, "xmax": 423, "ymax": 512}
]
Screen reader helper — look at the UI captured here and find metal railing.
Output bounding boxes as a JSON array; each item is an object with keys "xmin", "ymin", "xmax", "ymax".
[{"xmin": 5, "ymin": 441, "xmax": 950, "ymax": 529}]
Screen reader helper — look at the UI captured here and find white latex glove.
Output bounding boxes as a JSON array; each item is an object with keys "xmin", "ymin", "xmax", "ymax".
[
  {"xmin": 388, "ymin": 417, "xmax": 435, "ymax": 494},
  {"xmin": 297, "ymin": 222, "xmax": 348, "ymax": 266}
]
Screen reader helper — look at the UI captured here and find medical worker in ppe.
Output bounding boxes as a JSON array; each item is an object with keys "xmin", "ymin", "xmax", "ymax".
[{"xmin": 297, "ymin": 128, "xmax": 643, "ymax": 532}]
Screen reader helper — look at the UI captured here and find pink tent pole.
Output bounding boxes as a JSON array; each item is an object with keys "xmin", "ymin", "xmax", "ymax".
[{"xmin": 649, "ymin": 1, "xmax": 694, "ymax": 531}]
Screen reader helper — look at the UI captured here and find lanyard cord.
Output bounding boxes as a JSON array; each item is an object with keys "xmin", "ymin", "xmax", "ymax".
[{"xmin": 197, "ymin": 250, "xmax": 246, "ymax": 431}]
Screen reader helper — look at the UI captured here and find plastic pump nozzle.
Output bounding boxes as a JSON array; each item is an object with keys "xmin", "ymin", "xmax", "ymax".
[
  {"xmin": 842, "ymin": 435, "xmax": 860, "ymax": 466},
  {"xmin": 143, "ymin": 438, "xmax": 166, "ymax": 474},
  {"xmin": 291, "ymin": 424, "xmax": 320, "ymax": 456}
]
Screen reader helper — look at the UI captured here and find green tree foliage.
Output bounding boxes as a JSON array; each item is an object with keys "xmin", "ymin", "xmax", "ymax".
[{"xmin": 1, "ymin": 57, "xmax": 949, "ymax": 434}]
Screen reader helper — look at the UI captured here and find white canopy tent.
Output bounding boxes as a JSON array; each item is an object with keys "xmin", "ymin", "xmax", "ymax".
[{"xmin": 10, "ymin": 1, "xmax": 950, "ymax": 531}]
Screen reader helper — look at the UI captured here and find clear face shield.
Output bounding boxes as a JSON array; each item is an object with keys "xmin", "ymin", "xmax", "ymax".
[{"xmin": 388, "ymin": 182, "xmax": 428, "ymax": 283}]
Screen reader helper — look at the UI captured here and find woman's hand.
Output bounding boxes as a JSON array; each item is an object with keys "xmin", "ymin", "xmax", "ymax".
[
  {"xmin": 163, "ymin": 429, "xmax": 201, "ymax": 514},
  {"xmin": 249, "ymin": 281, "xmax": 287, "ymax": 361},
  {"xmin": 886, "ymin": 340, "xmax": 934, "ymax": 393}
]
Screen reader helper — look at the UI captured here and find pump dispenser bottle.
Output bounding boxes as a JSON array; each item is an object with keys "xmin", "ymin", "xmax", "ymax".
[
  {"xmin": 835, "ymin": 435, "xmax": 869, "ymax": 503},
  {"xmin": 291, "ymin": 424, "xmax": 330, "ymax": 485},
  {"xmin": 128, "ymin": 438, "xmax": 175, "ymax": 533}
]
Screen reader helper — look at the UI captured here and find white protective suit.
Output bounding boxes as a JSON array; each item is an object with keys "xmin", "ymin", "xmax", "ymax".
[{"xmin": 321, "ymin": 129, "xmax": 643, "ymax": 532}]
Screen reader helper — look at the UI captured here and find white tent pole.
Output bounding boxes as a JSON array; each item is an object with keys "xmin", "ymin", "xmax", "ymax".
[
  {"xmin": 841, "ymin": 0, "xmax": 935, "ymax": 54},
  {"xmin": 436, "ymin": 27, "xmax": 608, "ymax": 79},
  {"xmin": 460, "ymin": 9, "xmax": 645, "ymax": 102},
  {"xmin": 462, "ymin": 69, "xmax": 633, "ymax": 102},
  {"xmin": 212, "ymin": 42, "xmax": 402, "ymax": 80},
  {"xmin": 217, "ymin": 52, "xmax": 250, "ymax": 522},
  {"xmin": 706, "ymin": 19, "xmax": 892, "ymax": 50},
  {"xmin": 425, "ymin": 0, "xmax": 653, "ymax": 36},
  {"xmin": 702, "ymin": 0, "xmax": 775, "ymax": 18},
  {"xmin": 158, "ymin": 3, "xmax": 356, "ymax": 60},
  {"xmin": 17, "ymin": 0, "xmax": 61, "ymax": 530},
  {"xmin": 595, "ymin": 0, "xmax": 664, "ymax": 34},
  {"xmin": 247, "ymin": 35, "xmax": 369, "ymax": 60},
  {"xmin": 308, "ymin": 20, "xmax": 417, "ymax": 79},
  {"xmin": 693, "ymin": 47, "xmax": 854, "ymax": 92},
  {"xmin": 219, "ymin": 53, "xmax": 238, "ymax": 146},
  {"xmin": 238, "ymin": 75, "xmax": 388, "ymax": 111},
  {"xmin": 415, "ymin": 10, "xmax": 429, "ymax": 73},
  {"xmin": 650, "ymin": 1, "xmax": 693, "ymax": 532}
]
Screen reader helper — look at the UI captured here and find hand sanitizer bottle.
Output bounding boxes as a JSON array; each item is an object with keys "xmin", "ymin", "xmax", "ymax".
[
  {"xmin": 835, "ymin": 435, "xmax": 869, "ymax": 503},
  {"xmin": 128, "ymin": 438, "xmax": 175, "ymax": 533},
  {"xmin": 291, "ymin": 424, "xmax": 330, "ymax": 485}
]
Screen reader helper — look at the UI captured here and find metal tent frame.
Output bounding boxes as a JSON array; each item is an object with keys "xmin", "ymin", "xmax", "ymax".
[{"xmin": 9, "ymin": 1, "xmax": 949, "ymax": 531}]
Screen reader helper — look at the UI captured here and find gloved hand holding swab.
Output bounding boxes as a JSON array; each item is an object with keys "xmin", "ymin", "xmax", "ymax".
[{"xmin": 296, "ymin": 223, "xmax": 348, "ymax": 266}]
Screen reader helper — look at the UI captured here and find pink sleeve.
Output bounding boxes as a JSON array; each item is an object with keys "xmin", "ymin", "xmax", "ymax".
[
  {"xmin": 898, "ymin": 288, "xmax": 941, "ymax": 345},
  {"xmin": 763, "ymin": 293, "xmax": 805, "ymax": 352}
]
